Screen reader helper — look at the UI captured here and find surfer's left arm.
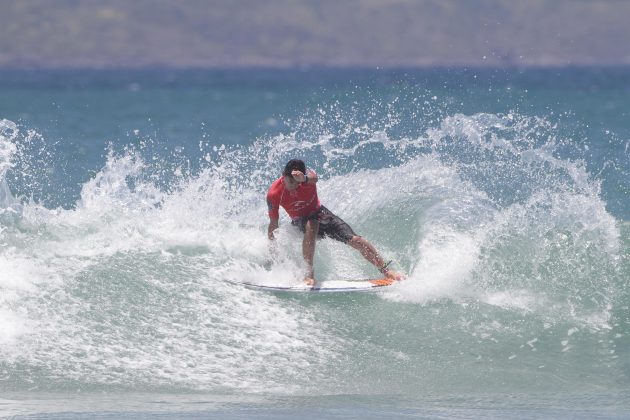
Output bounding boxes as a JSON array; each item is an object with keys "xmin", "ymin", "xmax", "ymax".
[{"xmin": 291, "ymin": 169, "xmax": 318, "ymax": 184}]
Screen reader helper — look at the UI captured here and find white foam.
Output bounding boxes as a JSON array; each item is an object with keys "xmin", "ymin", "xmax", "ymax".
[
  {"xmin": 0, "ymin": 109, "xmax": 625, "ymax": 393},
  {"xmin": 387, "ymin": 227, "xmax": 481, "ymax": 303}
]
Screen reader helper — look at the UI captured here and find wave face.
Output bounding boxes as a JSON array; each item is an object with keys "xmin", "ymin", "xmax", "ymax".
[{"xmin": 0, "ymin": 78, "xmax": 628, "ymax": 398}]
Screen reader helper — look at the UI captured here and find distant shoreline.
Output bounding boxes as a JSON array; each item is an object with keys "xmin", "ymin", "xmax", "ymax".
[
  {"xmin": 2, "ymin": 63, "xmax": 630, "ymax": 71},
  {"xmin": 2, "ymin": 66, "xmax": 628, "ymax": 90}
]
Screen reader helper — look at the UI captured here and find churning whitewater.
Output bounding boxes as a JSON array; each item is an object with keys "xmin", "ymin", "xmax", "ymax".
[{"xmin": 0, "ymin": 104, "xmax": 627, "ymax": 397}]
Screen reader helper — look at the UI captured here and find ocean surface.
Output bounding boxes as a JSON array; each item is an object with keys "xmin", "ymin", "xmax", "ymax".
[{"xmin": 0, "ymin": 68, "xmax": 629, "ymax": 418}]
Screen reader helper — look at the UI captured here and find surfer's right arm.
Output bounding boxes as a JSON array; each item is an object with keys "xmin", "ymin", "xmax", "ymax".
[
  {"xmin": 268, "ymin": 218, "xmax": 279, "ymax": 240},
  {"xmin": 266, "ymin": 186, "xmax": 281, "ymax": 240}
]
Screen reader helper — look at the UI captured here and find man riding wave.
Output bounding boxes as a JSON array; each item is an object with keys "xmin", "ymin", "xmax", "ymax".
[{"xmin": 266, "ymin": 159, "xmax": 404, "ymax": 286}]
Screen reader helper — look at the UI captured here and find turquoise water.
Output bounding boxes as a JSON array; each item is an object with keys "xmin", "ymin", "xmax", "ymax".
[{"xmin": 0, "ymin": 68, "xmax": 629, "ymax": 418}]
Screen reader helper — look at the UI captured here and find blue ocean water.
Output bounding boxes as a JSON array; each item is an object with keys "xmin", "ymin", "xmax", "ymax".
[{"xmin": 0, "ymin": 68, "xmax": 629, "ymax": 418}]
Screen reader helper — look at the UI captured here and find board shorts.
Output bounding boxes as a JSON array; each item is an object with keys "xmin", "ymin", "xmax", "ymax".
[{"xmin": 291, "ymin": 205, "xmax": 357, "ymax": 244}]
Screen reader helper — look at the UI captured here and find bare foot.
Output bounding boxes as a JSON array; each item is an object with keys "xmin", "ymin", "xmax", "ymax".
[
  {"xmin": 304, "ymin": 277, "xmax": 316, "ymax": 286},
  {"xmin": 384, "ymin": 270, "xmax": 405, "ymax": 281}
]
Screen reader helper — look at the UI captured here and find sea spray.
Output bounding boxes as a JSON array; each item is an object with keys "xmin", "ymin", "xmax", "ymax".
[{"xmin": 0, "ymin": 97, "xmax": 627, "ymax": 397}]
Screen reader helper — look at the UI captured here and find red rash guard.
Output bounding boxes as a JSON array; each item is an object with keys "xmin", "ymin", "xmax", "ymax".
[{"xmin": 266, "ymin": 176, "xmax": 320, "ymax": 220}]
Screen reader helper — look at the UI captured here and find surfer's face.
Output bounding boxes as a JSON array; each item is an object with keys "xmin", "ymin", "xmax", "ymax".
[{"xmin": 283, "ymin": 175, "xmax": 299, "ymax": 191}]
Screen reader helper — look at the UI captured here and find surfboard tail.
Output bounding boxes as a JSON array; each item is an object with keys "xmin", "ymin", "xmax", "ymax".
[{"xmin": 368, "ymin": 278, "xmax": 396, "ymax": 287}]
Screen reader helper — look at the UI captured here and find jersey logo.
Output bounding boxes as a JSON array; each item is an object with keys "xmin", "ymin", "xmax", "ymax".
[{"xmin": 292, "ymin": 200, "xmax": 307, "ymax": 210}]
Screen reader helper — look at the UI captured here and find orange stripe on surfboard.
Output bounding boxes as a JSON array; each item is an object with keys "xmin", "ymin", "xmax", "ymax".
[{"xmin": 368, "ymin": 278, "xmax": 395, "ymax": 286}]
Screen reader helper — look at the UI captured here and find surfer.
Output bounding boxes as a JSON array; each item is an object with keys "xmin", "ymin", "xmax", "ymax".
[{"xmin": 266, "ymin": 159, "xmax": 404, "ymax": 286}]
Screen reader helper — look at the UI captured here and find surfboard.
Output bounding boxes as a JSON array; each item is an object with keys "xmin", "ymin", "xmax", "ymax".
[{"xmin": 229, "ymin": 278, "xmax": 397, "ymax": 293}]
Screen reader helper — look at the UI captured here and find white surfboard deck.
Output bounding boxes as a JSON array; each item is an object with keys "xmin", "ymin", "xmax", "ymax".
[{"xmin": 229, "ymin": 278, "xmax": 397, "ymax": 293}]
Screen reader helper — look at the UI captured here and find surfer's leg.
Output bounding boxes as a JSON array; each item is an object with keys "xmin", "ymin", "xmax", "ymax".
[
  {"xmin": 316, "ymin": 206, "xmax": 404, "ymax": 281},
  {"xmin": 348, "ymin": 236, "xmax": 404, "ymax": 281},
  {"xmin": 303, "ymin": 219, "xmax": 319, "ymax": 285},
  {"xmin": 348, "ymin": 236, "xmax": 383, "ymax": 268}
]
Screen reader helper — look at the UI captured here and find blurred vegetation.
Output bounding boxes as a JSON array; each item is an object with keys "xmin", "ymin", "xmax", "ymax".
[{"xmin": 0, "ymin": 0, "xmax": 629, "ymax": 68}]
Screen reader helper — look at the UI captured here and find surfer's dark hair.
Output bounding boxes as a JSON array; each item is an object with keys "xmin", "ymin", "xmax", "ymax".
[{"xmin": 283, "ymin": 159, "xmax": 306, "ymax": 176}]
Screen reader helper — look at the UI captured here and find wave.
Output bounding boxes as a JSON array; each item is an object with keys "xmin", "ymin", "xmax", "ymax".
[{"xmin": 0, "ymin": 110, "xmax": 627, "ymax": 394}]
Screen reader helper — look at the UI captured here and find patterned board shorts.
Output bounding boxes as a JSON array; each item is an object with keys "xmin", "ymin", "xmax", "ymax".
[{"xmin": 291, "ymin": 205, "xmax": 357, "ymax": 243}]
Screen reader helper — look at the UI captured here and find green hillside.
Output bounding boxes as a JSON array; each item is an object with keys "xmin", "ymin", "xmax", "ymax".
[{"xmin": 1, "ymin": 0, "xmax": 629, "ymax": 68}]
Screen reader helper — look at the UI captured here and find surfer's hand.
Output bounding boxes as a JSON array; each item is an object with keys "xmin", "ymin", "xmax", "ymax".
[
  {"xmin": 304, "ymin": 277, "xmax": 316, "ymax": 286},
  {"xmin": 291, "ymin": 170, "xmax": 305, "ymax": 183}
]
